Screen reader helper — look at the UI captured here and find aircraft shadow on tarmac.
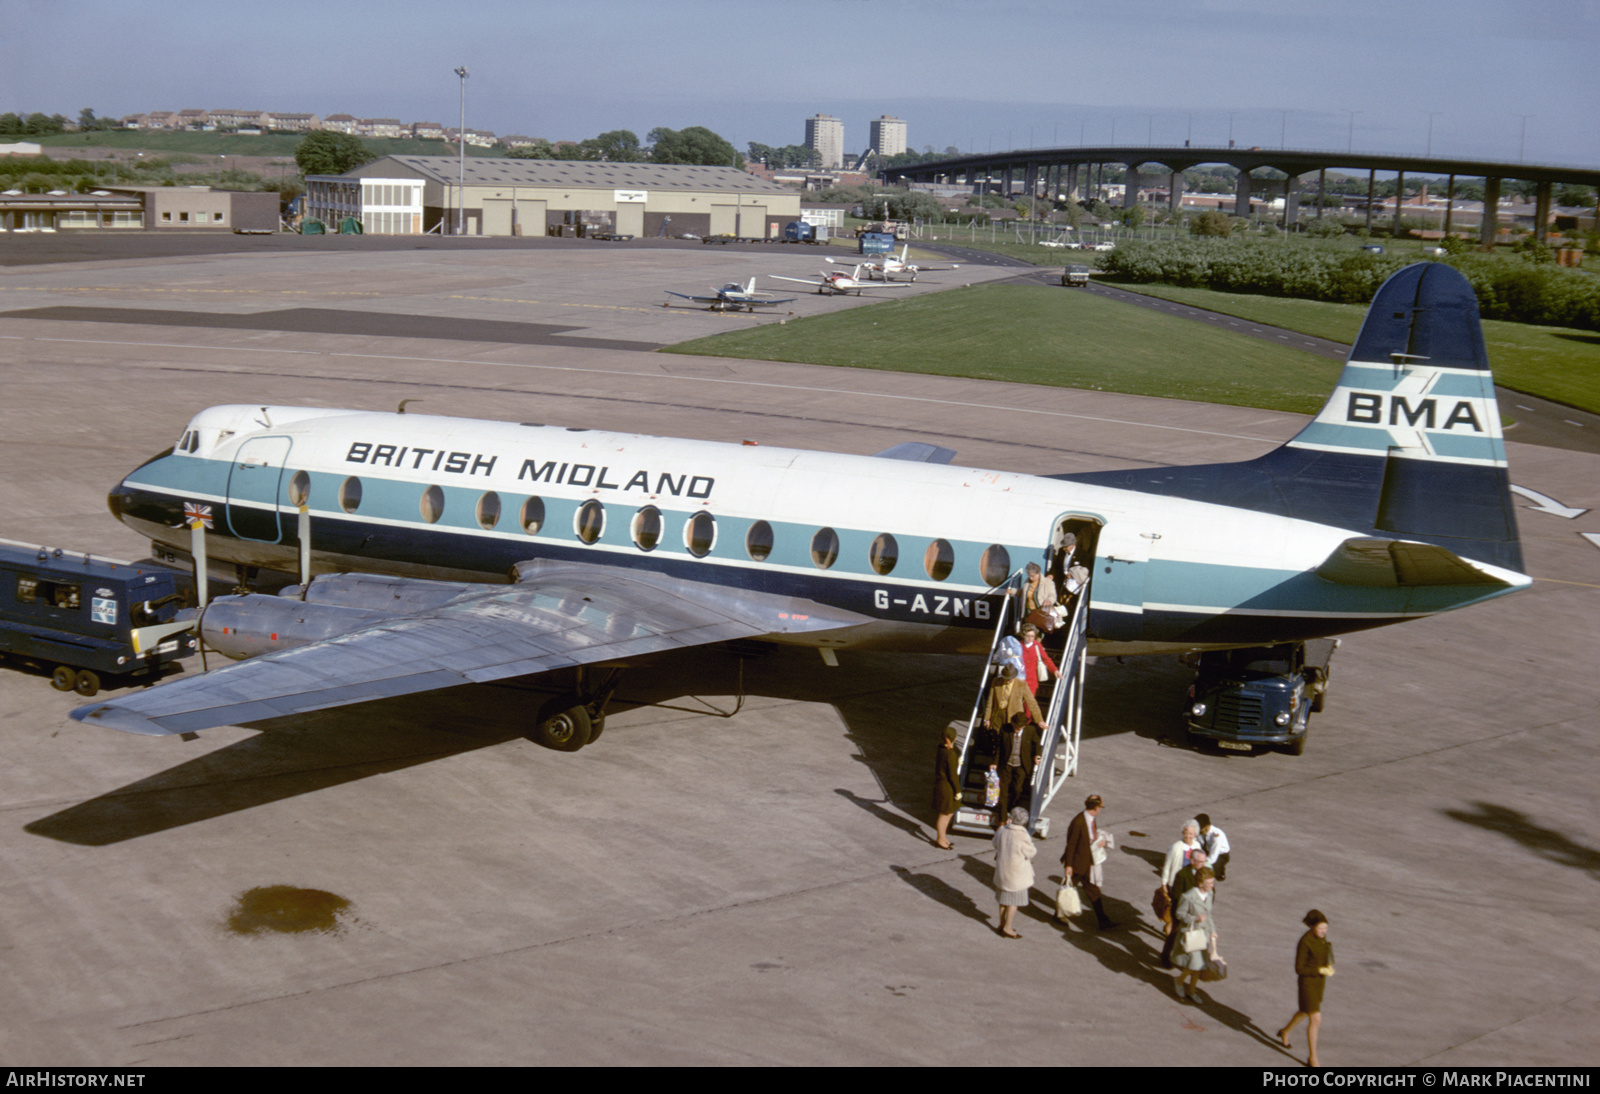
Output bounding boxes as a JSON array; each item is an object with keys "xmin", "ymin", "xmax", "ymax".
[
  {"xmin": 26, "ymin": 645, "xmax": 1194, "ymax": 847},
  {"xmin": 1443, "ymin": 801, "xmax": 1600, "ymax": 881}
]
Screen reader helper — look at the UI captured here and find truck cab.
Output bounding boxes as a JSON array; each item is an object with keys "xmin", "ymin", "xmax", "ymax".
[{"xmin": 1183, "ymin": 639, "xmax": 1337, "ymax": 755}]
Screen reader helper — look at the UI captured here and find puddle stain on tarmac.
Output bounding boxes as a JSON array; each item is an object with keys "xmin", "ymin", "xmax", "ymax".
[{"xmin": 226, "ymin": 886, "xmax": 352, "ymax": 935}]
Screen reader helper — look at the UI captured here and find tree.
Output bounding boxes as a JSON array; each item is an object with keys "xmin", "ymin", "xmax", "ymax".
[
  {"xmin": 1190, "ymin": 210, "xmax": 1233, "ymax": 237},
  {"xmin": 583, "ymin": 129, "xmax": 643, "ymax": 162},
  {"xmin": 507, "ymin": 140, "xmax": 555, "ymax": 160},
  {"xmin": 294, "ymin": 131, "xmax": 375, "ymax": 176},
  {"xmin": 648, "ymin": 126, "xmax": 742, "ymax": 167}
]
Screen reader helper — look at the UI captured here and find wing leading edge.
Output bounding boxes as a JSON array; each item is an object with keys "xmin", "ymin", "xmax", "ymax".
[{"xmin": 71, "ymin": 562, "xmax": 873, "ymax": 736}]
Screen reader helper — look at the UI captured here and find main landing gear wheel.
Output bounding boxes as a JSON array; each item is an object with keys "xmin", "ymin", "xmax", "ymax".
[
  {"xmin": 533, "ymin": 697, "xmax": 592, "ymax": 752},
  {"xmin": 585, "ymin": 707, "xmax": 606, "ymax": 744},
  {"xmin": 73, "ymin": 670, "xmax": 101, "ymax": 697},
  {"xmin": 51, "ymin": 666, "xmax": 77, "ymax": 691}
]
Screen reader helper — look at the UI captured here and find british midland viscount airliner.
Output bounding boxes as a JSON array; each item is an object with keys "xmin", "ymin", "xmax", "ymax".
[{"xmin": 72, "ymin": 264, "xmax": 1526, "ymax": 749}]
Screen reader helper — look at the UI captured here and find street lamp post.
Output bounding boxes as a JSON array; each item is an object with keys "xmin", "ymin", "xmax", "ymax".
[
  {"xmin": 1421, "ymin": 110, "xmax": 1441, "ymax": 157},
  {"xmin": 454, "ymin": 65, "xmax": 469, "ymax": 235},
  {"xmin": 1343, "ymin": 109, "xmax": 1361, "ymax": 154}
]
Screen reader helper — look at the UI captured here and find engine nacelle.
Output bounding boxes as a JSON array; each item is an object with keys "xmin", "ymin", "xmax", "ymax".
[
  {"xmin": 291, "ymin": 572, "xmax": 485, "ymax": 613},
  {"xmin": 195, "ymin": 595, "xmax": 392, "ymax": 661}
]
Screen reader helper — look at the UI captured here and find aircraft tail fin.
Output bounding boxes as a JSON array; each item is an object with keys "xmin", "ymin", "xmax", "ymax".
[
  {"xmin": 1278, "ymin": 262, "xmax": 1519, "ymax": 565},
  {"xmin": 1058, "ymin": 263, "xmax": 1523, "ymax": 573}
]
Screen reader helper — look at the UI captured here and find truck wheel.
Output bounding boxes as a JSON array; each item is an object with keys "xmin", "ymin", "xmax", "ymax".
[
  {"xmin": 1311, "ymin": 691, "xmax": 1325, "ymax": 713},
  {"xmin": 1286, "ymin": 728, "xmax": 1307, "ymax": 756},
  {"xmin": 51, "ymin": 666, "xmax": 77, "ymax": 691},
  {"xmin": 73, "ymin": 670, "xmax": 101, "ymax": 698}
]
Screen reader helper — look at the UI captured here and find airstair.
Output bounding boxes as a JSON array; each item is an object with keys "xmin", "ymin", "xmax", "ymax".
[{"xmin": 949, "ymin": 569, "xmax": 1089, "ymax": 838}]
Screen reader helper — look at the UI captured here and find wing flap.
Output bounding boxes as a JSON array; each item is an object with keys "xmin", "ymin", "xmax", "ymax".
[{"xmin": 1315, "ymin": 537, "xmax": 1524, "ymax": 587}]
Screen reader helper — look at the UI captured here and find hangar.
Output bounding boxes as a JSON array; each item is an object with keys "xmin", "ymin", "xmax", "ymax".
[{"xmin": 306, "ymin": 156, "xmax": 800, "ymax": 238}]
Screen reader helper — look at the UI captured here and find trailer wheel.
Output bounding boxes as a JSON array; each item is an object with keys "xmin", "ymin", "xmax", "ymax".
[
  {"xmin": 532, "ymin": 698, "xmax": 591, "ymax": 752},
  {"xmin": 51, "ymin": 666, "xmax": 77, "ymax": 691},
  {"xmin": 73, "ymin": 670, "xmax": 101, "ymax": 698}
]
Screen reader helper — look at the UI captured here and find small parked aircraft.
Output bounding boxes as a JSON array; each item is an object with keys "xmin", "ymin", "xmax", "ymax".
[
  {"xmin": 71, "ymin": 264, "xmax": 1525, "ymax": 755},
  {"xmin": 664, "ymin": 278, "xmax": 796, "ymax": 312},
  {"xmin": 825, "ymin": 245, "xmax": 958, "ymax": 282},
  {"xmin": 769, "ymin": 265, "xmax": 917, "ymax": 296}
]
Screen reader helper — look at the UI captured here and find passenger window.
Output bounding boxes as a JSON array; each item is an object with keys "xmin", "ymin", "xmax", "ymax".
[
  {"xmin": 339, "ymin": 476, "xmax": 362, "ymax": 513},
  {"xmin": 685, "ymin": 511, "xmax": 716, "ymax": 557},
  {"xmin": 576, "ymin": 500, "xmax": 605, "ymax": 544},
  {"xmin": 632, "ymin": 506, "xmax": 662, "ymax": 551},
  {"xmin": 477, "ymin": 492, "xmax": 501, "ymax": 530},
  {"xmin": 288, "ymin": 470, "xmax": 310, "ymax": 507},
  {"xmin": 745, "ymin": 520, "xmax": 774, "ymax": 562},
  {"xmin": 419, "ymin": 485, "xmax": 445, "ymax": 524},
  {"xmin": 869, "ymin": 533, "xmax": 898, "ymax": 576},
  {"xmin": 980, "ymin": 544, "xmax": 1011, "ymax": 587},
  {"xmin": 521, "ymin": 496, "xmax": 545, "ymax": 534},
  {"xmin": 924, "ymin": 539, "xmax": 954, "ymax": 581},
  {"xmin": 811, "ymin": 527, "xmax": 839, "ymax": 570}
]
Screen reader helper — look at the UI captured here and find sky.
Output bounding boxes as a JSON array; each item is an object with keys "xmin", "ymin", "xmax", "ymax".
[{"xmin": 5, "ymin": 0, "xmax": 1598, "ymax": 169}]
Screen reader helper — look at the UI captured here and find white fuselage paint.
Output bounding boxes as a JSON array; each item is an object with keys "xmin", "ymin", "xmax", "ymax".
[{"xmin": 118, "ymin": 405, "xmax": 1527, "ymax": 658}]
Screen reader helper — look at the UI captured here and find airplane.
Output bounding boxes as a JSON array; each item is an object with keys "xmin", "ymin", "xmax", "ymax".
[
  {"xmin": 825, "ymin": 245, "xmax": 958, "ymax": 282},
  {"xmin": 769, "ymin": 265, "xmax": 917, "ymax": 296},
  {"xmin": 72, "ymin": 263, "xmax": 1526, "ymax": 756},
  {"xmin": 663, "ymin": 278, "xmax": 797, "ymax": 313}
]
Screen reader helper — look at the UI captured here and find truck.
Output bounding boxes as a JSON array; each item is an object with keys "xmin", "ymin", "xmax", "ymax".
[
  {"xmin": 1183, "ymin": 639, "xmax": 1337, "ymax": 755},
  {"xmin": 780, "ymin": 221, "xmax": 828, "ymax": 244},
  {"xmin": 858, "ymin": 231, "xmax": 897, "ymax": 256},
  {"xmin": 1060, "ymin": 264, "xmax": 1091, "ymax": 287},
  {"xmin": 0, "ymin": 541, "xmax": 197, "ymax": 696}
]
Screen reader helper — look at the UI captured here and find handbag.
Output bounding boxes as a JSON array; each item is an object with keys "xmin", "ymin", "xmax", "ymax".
[
  {"xmin": 1181, "ymin": 927, "xmax": 1208, "ymax": 954},
  {"xmin": 1055, "ymin": 883, "xmax": 1082, "ymax": 919},
  {"xmin": 1152, "ymin": 885, "xmax": 1171, "ymax": 923},
  {"xmin": 1200, "ymin": 954, "xmax": 1228, "ymax": 982}
]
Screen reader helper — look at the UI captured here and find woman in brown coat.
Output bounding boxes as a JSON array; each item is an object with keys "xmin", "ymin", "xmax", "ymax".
[
  {"xmin": 1277, "ymin": 910, "xmax": 1335, "ymax": 1066},
  {"xmin": 932, "ymin": 724, "xmax": 961, "ymax": 849}
]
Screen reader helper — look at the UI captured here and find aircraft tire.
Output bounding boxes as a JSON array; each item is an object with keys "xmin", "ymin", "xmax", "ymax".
[
  {"xmin": 73, "ymin": 670, "xmax": 101, "ymax": 698},
  {"xmin": 533, "ymin": 698, "xmax": 592, "ymax": 752},
  {"xmin": 51, "ymin": 666, "xmax": 77, "ymax": 691},
  {"xmin": 586, "ymin": 707, "xmax": 606, "ymax": 743}
]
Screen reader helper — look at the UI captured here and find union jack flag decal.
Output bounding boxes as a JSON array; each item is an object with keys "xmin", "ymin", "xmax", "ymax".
[{"xmin": 183, "ymin": 502, "xmax": 214, "ymax": 529}]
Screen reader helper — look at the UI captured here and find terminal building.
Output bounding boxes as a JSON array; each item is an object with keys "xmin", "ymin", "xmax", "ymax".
[
  {"xmin": 0, "ymin": 186, "xmax": 277, "ymax": 233},
  {"xmin": 307, "ymin": 156, "xmax": 800, "ymax": 238}
]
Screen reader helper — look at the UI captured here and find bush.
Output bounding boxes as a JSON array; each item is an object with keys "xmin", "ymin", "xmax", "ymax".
[{"xmin": 1099, "ymin": 238, "xmax": 1600, "ymax": 330}]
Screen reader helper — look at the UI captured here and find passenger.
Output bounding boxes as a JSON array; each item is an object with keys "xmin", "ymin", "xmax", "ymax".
[
  {"xmin": 1022, "ymin": 562, "xmax": 1059, "ymax": 632},
  {"xmin": 1196, "ymin": 813, "xmax": 1231, "ymax": 881},
  {"xmin": 1017, "ymin": 623, "xmax": 1059, "ymax": 697},
  {"xmin": 1158, "ymin": 821, "xmax": 1203, "ymax": 966},
  {"xmin": 983, "ymin": 664, "xmax": 1043, "ymax": 731},
  {"xmin": 1172, "ymin": 867, "xmax": 1219, "ymax": 1002},
  {"xmin": 1060, "ymin": 794, "xmax": 1116, "ymax": 930},
  {"xmin": 1277, "ymin": 910, "xmax": 1335, "ymax": 1067},
  {"xmin": 991, "ymin": 632, "xmax": 1024, "ymax": 678},
  {"xmin": 989, "ymin": 712, "xmax": 1041, "ymax": 823},
  {"xmin": 992, "ymin": 806, "xmax": 1036, "ymax": 938},
  {"xmin": 1159, "ymin": 848, "xmax": 1208, "ymax": 967},
  {"xmin": 932, "ymin": 724, "xmax": 961, "ymax": 850}
]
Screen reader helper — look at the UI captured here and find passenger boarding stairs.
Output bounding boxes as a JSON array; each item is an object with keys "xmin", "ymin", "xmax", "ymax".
[{"xmin": 949, "ymin": 569, "xmax": 1089, "ymax": 837}]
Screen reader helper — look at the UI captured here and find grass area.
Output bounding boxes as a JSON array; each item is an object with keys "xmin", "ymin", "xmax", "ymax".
[
  {"xmin": 1108, "ymin": 282, "xmax": 1600, "ymax": 413},
  {"xmin": 665, "ymin": 283, "xmax": 1342, "ymax": 414}
]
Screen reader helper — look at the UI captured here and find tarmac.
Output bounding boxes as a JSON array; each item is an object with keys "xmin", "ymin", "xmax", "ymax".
[{"xmin": 0, "ymin": 235, "xmax": 1595, "ymax": 1066}]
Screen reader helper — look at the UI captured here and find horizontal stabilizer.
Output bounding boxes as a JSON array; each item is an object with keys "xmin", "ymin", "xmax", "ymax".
[
  {"xmin": 872, "ymin": 441, "xmax": 958, "ymax": 464},
  {"xmin": 1315, "ymin": 537, "xmax": 1524, "ymax": 588}
]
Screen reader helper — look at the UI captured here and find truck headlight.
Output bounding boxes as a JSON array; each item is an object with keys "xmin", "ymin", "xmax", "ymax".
[
  {"xmin": 1191, "ymin": 702, "xmax": 1207, "ymax": 717},
  {"xmin": 1274, "ymin": 711, "xmax": 1291, "ymax": 726}
]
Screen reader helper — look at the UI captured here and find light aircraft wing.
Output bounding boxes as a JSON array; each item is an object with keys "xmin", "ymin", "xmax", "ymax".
[
  {"xmin": 768, "ymin": 275, "xmax": 826, "ymax": 286},
  {"xmin": 71, "ymin": 562, "xmax": 871, "ymax": 737},
  {"xmin": 664, "ymin": 290, "xmax": 721, "ymax": 305}
]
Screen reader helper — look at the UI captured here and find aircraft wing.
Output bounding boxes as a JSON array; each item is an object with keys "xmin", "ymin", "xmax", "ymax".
[
  {"xmin": 70, "ymin": 562, "xmax": 872, "ymax": 737},
  {"xmin": 768, "ymin": 275, "xmax": 824, "ymax": 286},
  {"xmin": 664, "ymin": 290, "xmax": 720, "ymax": 305}
]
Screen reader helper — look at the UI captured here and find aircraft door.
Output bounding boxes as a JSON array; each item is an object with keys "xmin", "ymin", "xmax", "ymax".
[{"xmin": 226, "ymin": 436, "xmax": 292, "ymax": 543}]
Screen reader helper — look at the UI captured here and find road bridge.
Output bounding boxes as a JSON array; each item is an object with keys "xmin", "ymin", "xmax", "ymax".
[{"xmin": 894, "ymin": 146, "xmax": 1600, "ymax": 242}]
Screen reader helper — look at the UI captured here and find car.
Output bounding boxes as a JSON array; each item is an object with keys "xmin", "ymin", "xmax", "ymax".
[
  {"xmin": 1361, "ymin": 244, "xmax": 1385, "ymax": 254},
  {"xmin": 1088, "ymin": 241, "xmax": 1115, "ymax": 252}
]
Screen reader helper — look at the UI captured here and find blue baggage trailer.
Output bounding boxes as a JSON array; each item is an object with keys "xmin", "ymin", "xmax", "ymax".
[{"xmin": 0, "ymin": 541, "xmax": 197, "ymax": 696}]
